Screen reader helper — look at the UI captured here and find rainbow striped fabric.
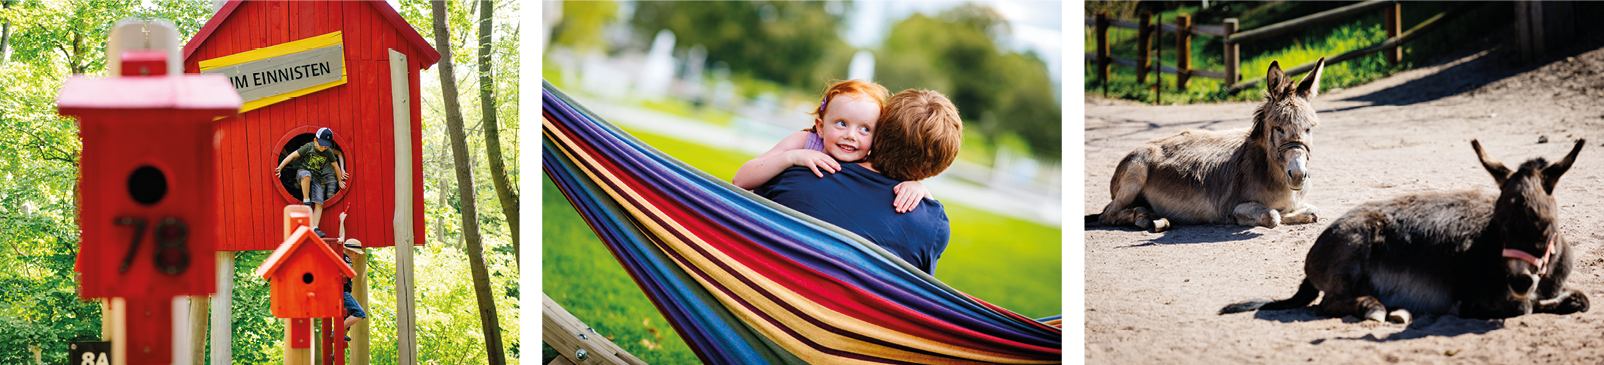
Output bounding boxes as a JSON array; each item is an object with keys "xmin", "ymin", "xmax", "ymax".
[{"xmin": 543, "ymin": 81, "xmax": 1062, "ymax": 364}]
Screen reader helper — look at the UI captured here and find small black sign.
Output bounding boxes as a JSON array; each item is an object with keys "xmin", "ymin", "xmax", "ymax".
[{"xmin": 68, "ymin": 341, "xmax": 111, "ymax": 365}]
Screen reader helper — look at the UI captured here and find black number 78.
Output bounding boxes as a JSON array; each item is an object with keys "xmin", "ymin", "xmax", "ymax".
[{"xmin": 113, "ymin": 217, "xmax": 190, "ymax": 275}]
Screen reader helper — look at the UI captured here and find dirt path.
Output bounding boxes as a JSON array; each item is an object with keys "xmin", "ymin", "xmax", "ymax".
[{"xmin": 1084, "ymin": 43, "xmax": 1604, "ymax": 364}]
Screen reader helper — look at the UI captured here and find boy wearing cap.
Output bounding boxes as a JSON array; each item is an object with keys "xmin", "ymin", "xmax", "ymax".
[{"xmin": 274, "ymin": 127, "xmax": 348, "ymax": 236}]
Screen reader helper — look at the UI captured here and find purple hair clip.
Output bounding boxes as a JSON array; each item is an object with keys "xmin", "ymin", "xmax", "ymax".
[{"xmin": 818, "ymin": 99, "xmax": 828, "ymax": 114}]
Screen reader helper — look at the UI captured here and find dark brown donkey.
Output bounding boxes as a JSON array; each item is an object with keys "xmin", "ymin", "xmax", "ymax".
[
  {"xmin": 1093, "ymin": 58, "xmax": 1326, "ymax": 232},
  {"xmin": 1221, "ymin": 139, "xmax": 1590, "ymax": 324}
]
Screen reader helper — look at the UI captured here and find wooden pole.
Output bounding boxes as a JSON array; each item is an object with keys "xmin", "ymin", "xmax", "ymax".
[
  {"xmin": 1516, "ymin": 1, "xmax": 1531, "ymax": 61},
  {"xmin": 209, "ymin": 252, "xmax": 234, "ymax": 365},
  {"xmin": 1176, "ymin": 14, "xmax": 1192, "ymax": 89},
  {"xmin": 1224, "ymin": 18, "xmax": 1240, "ymax": 88},
  {"xmin": 284, "ymin": 319, "xmax": 311, "ymax": 365},
  {"xmin": 1137, "ymin": 11, "xmax": 1151, "ymax": 83},
  {"xmin": 1096, "ymin": 11, "xmax": 1110, "ymax": 96},
  {"xmin": 188, "ymin": 296, "xmax": 207, "ymax": 365},
  {"xmin": 350, "ymin": 247, "xmax": 370, "ymax": 365},
  {"xmin": 1153, "ymin": 16, "xmax": 1162, "ymax": 105},
  {"xmin": 1384, "ymin": 3, "xmax": 1402, "ymax": 64},
  {"xmin": 388, "ymin": 48, "xmax": 419, "ymax": 365},
  {"xmin": 1531, "ymin": 1, "xmax": 1545, "ymax": 59}
]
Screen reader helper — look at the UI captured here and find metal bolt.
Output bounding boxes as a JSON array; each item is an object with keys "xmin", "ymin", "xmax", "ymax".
[
  {"xmin": 575, "ymin": 349, "xmax": 589, "ymax": 361},
  {"xmin": 576, "ymin": 332, "xmax": 587, "ymax": 340}
]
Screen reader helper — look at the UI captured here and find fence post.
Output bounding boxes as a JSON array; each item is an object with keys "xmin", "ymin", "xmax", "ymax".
[
  {"xmin": 1096, "ymin": 12, "xmax": 1110, "ymax": 96},
  {"xmin": 1384, "ymin": 2, "xmax": 1402, "ymax": 64},
  {"xmin": 1223, "ymin": 18, "xmax": 1239, "ymax": 88},
  {"xmin": 1176, "ymin": 14, "xmax": 1192, "ymax": 89},
  {"xmin": 1515, "ymin": 2, "xmax": 1530, "ymax": 61},
  {"xmin": 1138, "ymin": 11, "xmax": 1151, "ymax": 83}
]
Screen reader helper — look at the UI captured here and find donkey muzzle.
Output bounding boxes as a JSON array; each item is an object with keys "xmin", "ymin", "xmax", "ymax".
[{"xmin": 1281, "ymin": 142, "xmax": 1310, "ymax": 190}]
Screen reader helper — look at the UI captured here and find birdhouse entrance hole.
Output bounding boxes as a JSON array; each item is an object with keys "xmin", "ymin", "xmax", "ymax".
[
  {"xmin": 302, "ymin": 272, "xmax": 314, "ymax": 284},
  {"xmin": 127, "ymin": 165, "xmax": 168, "ymax": 206}
]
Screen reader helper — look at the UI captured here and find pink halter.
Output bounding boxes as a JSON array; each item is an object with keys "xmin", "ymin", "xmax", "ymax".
[{"xmin": 1502, "ymin": 233, "xmax": 1557, "ymax": 276}]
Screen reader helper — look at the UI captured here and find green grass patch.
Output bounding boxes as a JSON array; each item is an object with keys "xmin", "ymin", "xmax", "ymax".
[
  {"xmin": 1085, "ymin": 2, "xmax": 1511, "ymax": 103},
  {"xmin": 543, "ymin": 125, "xmax": 1061, "ymax": 361}
]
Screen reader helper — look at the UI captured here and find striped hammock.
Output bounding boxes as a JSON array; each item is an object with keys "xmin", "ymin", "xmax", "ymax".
[{"xmin": 542, "ymin": 80, "xmax": 1062, "ymax": 364}]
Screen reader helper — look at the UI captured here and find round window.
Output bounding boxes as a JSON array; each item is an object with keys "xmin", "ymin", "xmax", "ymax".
[{"xmin": 273, "ymin": 128, "xmax": 351, "ymax": 206}]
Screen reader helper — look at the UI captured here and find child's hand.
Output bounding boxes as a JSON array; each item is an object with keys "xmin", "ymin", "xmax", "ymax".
[
  {"xmin": 892, "ymin": 181, "xmax": 931, "ymax": 213},
  {"xmin": 338, "ymin": 179, "xmax": 347, "ymax": 190},
  {"xmin": 786, "ymin": 149, "xmax": 839, "ymax": 178}
]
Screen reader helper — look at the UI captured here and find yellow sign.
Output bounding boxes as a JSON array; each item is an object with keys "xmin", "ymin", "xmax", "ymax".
[{"xmin": 200, "ymin": 32, "xmax": 347, "ymax": 113}]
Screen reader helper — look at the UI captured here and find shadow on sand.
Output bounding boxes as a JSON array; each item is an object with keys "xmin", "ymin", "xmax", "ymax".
[
  {"xmin": 1089, "ymin": 224, "xmax": 1266, "ymax": 247},
  {"xmin": 1241, "ymin": 308, "xmax": 1504, "ymax": 342}
]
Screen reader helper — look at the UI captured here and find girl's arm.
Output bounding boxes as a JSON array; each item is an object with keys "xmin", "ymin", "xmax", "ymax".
[
  {"xmin": 891, "ymin": 180, "xmax": 934, "ymax": 213},
  {"xmin": 732, "ymin": 131, "xmax": 838, "ymax": 189},
  {"xmin": 274, "ymin": 151, "xmax": 301, "ymax": 178}
]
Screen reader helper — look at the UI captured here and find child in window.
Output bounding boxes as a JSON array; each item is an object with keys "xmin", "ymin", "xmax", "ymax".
[{"xmin": 273, "ymin": 127, "xmax": 348, "ymax": 236}]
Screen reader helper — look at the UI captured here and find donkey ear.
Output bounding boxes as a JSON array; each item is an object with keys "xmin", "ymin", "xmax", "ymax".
[
  {"xmin": 1296, "ymin": 57, "xmax": 1326, "ymax": 98},
  {"xmin": 1541, "ymin": 139, "xmax": 1586, "ymax": 194},
  {"xmin": 1471, "ymin": 139, "xmax": 1512, "ymax": 186},
  {"xmin": 1265, "ymin": 61, "xmax": 1287, "ymax": 99}
]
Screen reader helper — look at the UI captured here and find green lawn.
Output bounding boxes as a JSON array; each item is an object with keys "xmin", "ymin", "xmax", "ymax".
[{"xmin": 543, "ymin": 125, "xmax": 1061, "ymax": 363}]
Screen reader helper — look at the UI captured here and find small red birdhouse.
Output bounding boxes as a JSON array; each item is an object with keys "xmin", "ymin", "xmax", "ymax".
[
  {"xmin": 256, "ymin": 225, "xmax": 357, "ymax": 319},
  {"xmin": 59, "ymin": 20, "xmax": 241, "ymax": 300}
]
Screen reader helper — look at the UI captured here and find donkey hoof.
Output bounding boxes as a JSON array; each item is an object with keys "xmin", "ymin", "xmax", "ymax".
[
  {"xmin": 1387, "ymin": 309, "xmax": 1412, "ymax": 324},
  {"xmin": 1261, "ymin": 214, "xmax": 1282, "ymax": 229},
  {"xmin": 1150, "ymin": 218, "xmax": 1171, "ymax": 233},
  {"xmin": 1363, "ymin": 307, "xmax": 1386, "ymax": 323}
]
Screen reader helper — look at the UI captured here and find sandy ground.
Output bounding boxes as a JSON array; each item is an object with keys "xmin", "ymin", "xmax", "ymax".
[{"xmin": 1084, "ymin": 41, "xmax": 1604, "ymax": 364}]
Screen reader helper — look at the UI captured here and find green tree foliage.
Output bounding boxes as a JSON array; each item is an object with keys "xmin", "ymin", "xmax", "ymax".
[
  {"xmin": 877, "ymin": 4, "xmax": 1061, "ymax": 159},
  {"xmin": 629, "ymin": 1, "xmax": 849, "ymax": 88},
  {"xmin": 549, "ymin": 1, "xmax": 618, "ymax": 53}
]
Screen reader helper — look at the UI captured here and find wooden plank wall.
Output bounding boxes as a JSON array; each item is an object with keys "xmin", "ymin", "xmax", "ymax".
[{"xmin": 185, "ymin": 1, "xmax": 429, "ymax": 251}]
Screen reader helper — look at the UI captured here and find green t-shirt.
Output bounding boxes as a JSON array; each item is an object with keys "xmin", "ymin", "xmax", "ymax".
[{"xmin": 293, "ymin": 141, "xmax": 339, "ymax": 172}]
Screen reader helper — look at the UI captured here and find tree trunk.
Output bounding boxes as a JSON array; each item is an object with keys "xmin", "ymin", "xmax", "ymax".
[
  {"xmin": 478, "ymin": 0, "xmax": 519, "ymax": 265},
  {"xmin": 431, "ymin": 2, "xmax": 506, "ymax": 364}
]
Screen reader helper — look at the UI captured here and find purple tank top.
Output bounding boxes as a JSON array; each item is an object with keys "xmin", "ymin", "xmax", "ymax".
[{"xmin": 802, "ymin": 131, "xmax": 826, "ymax": 153}]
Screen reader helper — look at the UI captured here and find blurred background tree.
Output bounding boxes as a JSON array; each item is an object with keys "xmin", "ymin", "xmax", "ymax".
[
  {"xmin": 629, "ymin": 1, "xmax": 851, "ymax": 90},
  {"xmin": 877, "ymin": 4, "xmax": 1061, "ymax": 159}
]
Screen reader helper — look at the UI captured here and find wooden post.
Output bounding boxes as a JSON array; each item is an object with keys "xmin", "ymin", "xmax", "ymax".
[
  {"xmin": 210, "ymin": 252, "xmax": 234, "ymax": 365},
  {"xmin": 1531, "ymin": 1, "xmax": 1545, "ymax": 59},
  {"xmin": 1152, "ymin": 18, "xmax": 1162, "ymax": 105},
  {"xmin": 1096, "ymin": 11, "xmax": 1110, "ymax": 96},
  {"xmin": 284, "ymin": 319, "xmax": 311, "ymax": 365},
  {"xmin": 1176, "ymin": 14, "xmax": 1192, "ymax": 89},
  {"xmin": 188, "ymin": 296, "xmax": 207, "ymax": 365},
  {"xmin": 388, "ymin": 48, "xmax": 419, "ymax": 365},
  {"xmin": 350, "ymin": 246, "xmax": 370, "ymax": 365},
  {"xmin": 1137, "ymin": 11, "xmax": 1151, "ymax": 83},
  {"xmin": 1224, "ymin": 18, "xmax": 1239, "ymax": 88},
  {"xmin": 1516, "ymin": 1, "xmax": 1531, "ymax": 61},
  {"xmin": 1384, "ymin": 3, "xmax": 1402, "ymax": 64}
]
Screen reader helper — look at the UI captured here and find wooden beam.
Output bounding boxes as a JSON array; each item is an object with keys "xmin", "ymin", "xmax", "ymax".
[
  {"xmin": 1176, "ymin": 14, "xmax": 1192, "ymax": 89},
  {"xmin": 1096, "ymin": 12, "xmax": 1110, "ymax": 88},
  {"xmin": 1226, "ymin": 0, "xmax": 1395, "ymax": 44},
  {"xmin": 1223, "ymin": 19, "xmax": 1239, "ymax": 85},
  {"xmin": 542, "ymin": 293, "xmax": 649, "ymax": 365},
  {"xmin": 210, "ymin": 252, "xmax": 235, "ymax": 365},
  {"xmin": 388, "ymin": 48, "xmax": 419, "ymax": 365},
  {"xmin": 351, "ymin": 245, "xmax": 370, "ymax": 365},
  {"xmin": 1384, "ymin": 3, "xmax": 1402, "ymax": 63},
  {"xmin": 1137, "ymin": 12, "xmax": 1151, "ymax": 84}
]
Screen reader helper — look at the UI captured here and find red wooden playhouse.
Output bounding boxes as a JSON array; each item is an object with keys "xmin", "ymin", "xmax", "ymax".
[
  {"xmin": 182, "ymin": 0, "xmax": 440, "ymax": 252},
  {"xmin": 177, "ymin": 1, "xmax": 440, "ymax": 363}
]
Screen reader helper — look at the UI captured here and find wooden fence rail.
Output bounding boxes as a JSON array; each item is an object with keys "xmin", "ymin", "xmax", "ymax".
[{"xmin": 1090, "ymin": 0, "xmax": 1433, "ymax": 95}]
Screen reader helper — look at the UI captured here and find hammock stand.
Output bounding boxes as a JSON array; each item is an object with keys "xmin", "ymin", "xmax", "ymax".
[{"xmin": 542, "ymin": 80, "xmax": 1062, "ymax": 365}]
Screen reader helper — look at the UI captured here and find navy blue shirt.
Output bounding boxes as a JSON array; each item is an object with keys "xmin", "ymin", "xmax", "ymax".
[{"xmin": 756, "ymin": 164, "xmax": 950, "ymax": 274}]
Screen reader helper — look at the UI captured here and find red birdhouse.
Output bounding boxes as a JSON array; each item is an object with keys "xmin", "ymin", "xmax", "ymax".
[
  {"xmin": 257, "ymin": 223, "xmax": 357, "ymax": 319},
  {"xmin": 59, "ymin": 26, "xmax": 241, "ymax": 300}
]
